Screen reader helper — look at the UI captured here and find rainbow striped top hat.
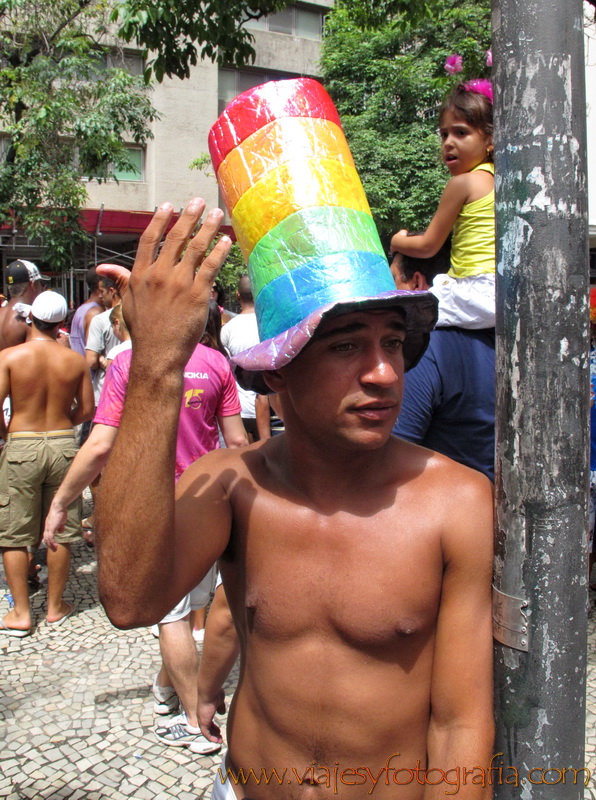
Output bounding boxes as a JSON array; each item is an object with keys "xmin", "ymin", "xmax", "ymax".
[{"xmin": 208, "ymin": 78, "xmax": 437, "ymax": 374}]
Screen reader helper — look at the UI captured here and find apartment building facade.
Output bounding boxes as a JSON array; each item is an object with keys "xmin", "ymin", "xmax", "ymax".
[
  {"xmin": 80, "ymin": 1, "xmax": 333, "ymax": 280},
  {"xmin": 0, "ymin": 1, "xmax": 331, "ymax": 299}
]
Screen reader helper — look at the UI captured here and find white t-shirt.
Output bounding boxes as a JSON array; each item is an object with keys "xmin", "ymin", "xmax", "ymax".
[
  {"xmin": 221, "ymin": 312, "xmax": 259, "ymax": 419},
  {"xmin": 86, "ymin": 309, "xmax": 119, "ymax": 404}
]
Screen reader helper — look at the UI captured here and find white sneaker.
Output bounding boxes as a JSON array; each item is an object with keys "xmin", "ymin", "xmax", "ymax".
[
  {"xmin": 152, "ymin": 674, "xmax": 180, "ymax": 715},
  {"xmin": 192, "ymin": 628, "xmax": 205, "ymax": 644},
  {"xmin": 154, "ymin": 712, "xmax": 222, "ymax": 755}
]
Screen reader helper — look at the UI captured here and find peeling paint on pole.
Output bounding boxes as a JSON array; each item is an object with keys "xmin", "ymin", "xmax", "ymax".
[{"xmin": 492, "ymin": 1, "xmax": 589, "ymax": 797}]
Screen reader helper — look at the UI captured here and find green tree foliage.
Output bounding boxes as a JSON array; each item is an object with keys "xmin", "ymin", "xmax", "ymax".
[
  {"xmin": 217, "ymin": 242, "xmax": 247, "ymax": 296},
  {"xmin": 113, "ymin": 0, "xmax": 291, "ymax": 82},
  {"xmin": 0, "ymin": 0, "xmax": 157, "ymax": 269},
  {"xmin": 321, "ymin": 0, "xmax": 491, "ymax": 241}
]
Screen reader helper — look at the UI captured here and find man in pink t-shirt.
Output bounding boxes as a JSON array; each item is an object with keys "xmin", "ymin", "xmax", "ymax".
[
  {"xmin": 95, "ymin": 344, "xmax": 241, "ymax": 477},
  {"xmin": 44, "ymin": 342, "xmax": 247, "ymax": 754}
]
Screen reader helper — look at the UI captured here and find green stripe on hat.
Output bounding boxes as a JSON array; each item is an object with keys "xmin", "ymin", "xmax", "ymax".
[{"xmin": 248, "ymin": 206, "xmax": 385, "ymax": 299}]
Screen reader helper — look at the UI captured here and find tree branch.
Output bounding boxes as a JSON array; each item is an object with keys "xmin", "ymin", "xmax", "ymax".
[{"xmin": 48, "ymin": 0, "xmax": 94, "ymax": 45}]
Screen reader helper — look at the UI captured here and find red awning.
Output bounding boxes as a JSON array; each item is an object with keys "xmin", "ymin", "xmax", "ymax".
[{"xmin": 80, "ymin": 208, "xmax": 235, "ymax": 239}]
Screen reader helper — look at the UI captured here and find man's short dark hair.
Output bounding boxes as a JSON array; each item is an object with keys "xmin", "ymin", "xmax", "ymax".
[
  {"xmin": 238, "ymin": 274, "xmax": 253, "ymax": 304},
  {"xmin": 398, "ymin": 235, "xmax": 452, "ymax": 285},
  {"xmin": 86, "ymin": 267, "xmax": 100, "ymax": 293},
  {"xmin": 32, "ymin": 316, "xmax": 61, "ymax": 332},
  {"xmin": 98, "ymin": 275, "xmax": 119, "ymax": 296}
]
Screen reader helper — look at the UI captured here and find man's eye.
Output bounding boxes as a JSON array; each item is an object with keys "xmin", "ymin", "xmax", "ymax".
[
  {"xmin": 385, "ymin": 338, "xmax": 404, "ymax": 350},
  {"xmin": 332, "ymin": 342, "xmax": 355, "ymax": 352}
]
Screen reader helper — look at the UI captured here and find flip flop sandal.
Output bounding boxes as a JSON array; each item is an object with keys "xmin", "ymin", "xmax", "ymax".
[
  {"xmin": 0, "ymin": 618, "xmax": 31, "ymax": 637},
  {"xmin": 46, "ymin": 603, "xmax": 75, "ymax": 626}
]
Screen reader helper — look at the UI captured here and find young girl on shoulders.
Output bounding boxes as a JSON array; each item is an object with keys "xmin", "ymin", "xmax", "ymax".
[{"xmin": 390, "ymin": 79, "xmax": 495, "ymax": 328}]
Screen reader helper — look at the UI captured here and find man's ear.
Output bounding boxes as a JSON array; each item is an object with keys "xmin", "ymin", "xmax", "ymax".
[
  {"xmin": 412, "ymin": 271, "xmax": 431, "ymax": 291},
  {"xmin": 263, "ymin": 369, "xmax": 286, "ymax": 394}
]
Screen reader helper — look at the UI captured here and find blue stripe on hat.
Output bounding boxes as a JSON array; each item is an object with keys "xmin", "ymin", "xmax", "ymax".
[{"xmin": 255, "ymin": 251, "xmax": 396, "ymax": 342}]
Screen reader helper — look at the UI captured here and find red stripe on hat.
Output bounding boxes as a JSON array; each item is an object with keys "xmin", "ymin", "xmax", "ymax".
[{"xmin": 208, "ymin": 78, "xmax": 341, "ymax": 175}]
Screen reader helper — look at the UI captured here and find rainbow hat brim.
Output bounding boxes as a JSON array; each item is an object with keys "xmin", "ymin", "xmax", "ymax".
[{"xmin": 232, "ymin": 290, "xmax": 437, "ymax": 391}]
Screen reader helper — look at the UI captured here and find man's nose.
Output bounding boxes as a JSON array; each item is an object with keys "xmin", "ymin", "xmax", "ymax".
[{"xmin": 360, "ymin": 348, "xmax": 400, "ymax": 386}]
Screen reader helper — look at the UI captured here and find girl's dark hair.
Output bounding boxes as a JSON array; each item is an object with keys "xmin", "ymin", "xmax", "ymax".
[
  {"xmin": 201, "ymin": 299, "xmax": 227, "ymax": 356},
  {"xmin": 440, "ymin": 83, "xmax": 493, "ymax": 149},
  {"xmin": 212, "ymin": 281, "xmax": 226, "ymax": 306}
]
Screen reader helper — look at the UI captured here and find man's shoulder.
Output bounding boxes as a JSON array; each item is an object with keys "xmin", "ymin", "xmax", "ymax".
[
  {"xmin": 429, "ymin": 326, "xmax": 495, "ymax": 352},
  {"xmin": 83, "ymin": 302, "xmax": 101, "ymax": 322},
  {"xmin": 89, "ymin": 308, "xmax": 111, "ymax": 330},
  {"xmin": 177, "ymin": 438, "xmax": 259, "ymax": 491},
  {"xmin": 221, "ymin": 312, "xmax": 258, "ymax": 339},
  {"xmin": 392, "ymin": 436, "xmax": 491, "ymax": 494},
  {"xmin": 2, "ymin": 340, "xmax": 88, "ymax": 370},
  {"xmin": 420, "ymin": 327, "xmax": 495, "ymax": 373},
  {"xmin": 0, "ymin": 306, "xmax": 29, "ymax": 349}
]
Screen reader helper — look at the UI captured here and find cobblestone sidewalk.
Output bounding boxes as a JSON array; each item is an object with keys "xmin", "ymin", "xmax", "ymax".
[
  {"xmin": 1, "ymin": 542, "xmax": 236, "ymax": 800},
  {"xmin": 1, "ymin": 540, "xmax": 595, "ymax": 800}
]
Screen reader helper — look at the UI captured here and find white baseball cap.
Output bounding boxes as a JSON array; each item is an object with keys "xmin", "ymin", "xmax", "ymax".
[{"xmin": 31, "ymin": 291, "xmax": 68, "ymax": 324}]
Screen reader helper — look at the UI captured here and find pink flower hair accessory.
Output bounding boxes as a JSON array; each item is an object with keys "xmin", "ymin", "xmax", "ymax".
[
  {"xmin": 444, "ymin": 54, "xmax": 463, "ymax": 75},
  {"xmin": 463, "ymin": 79, "xmax": 493, "ymax": 103}
]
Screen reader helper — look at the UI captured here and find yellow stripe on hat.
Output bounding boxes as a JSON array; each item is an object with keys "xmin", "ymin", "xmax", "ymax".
[
  {"xmin": 217, "ymin": 117, "xmax": 355, "ymax": 214},
  {"xmin": 232, "ymin": 157, "xmax": 371, "ymax": 259}
]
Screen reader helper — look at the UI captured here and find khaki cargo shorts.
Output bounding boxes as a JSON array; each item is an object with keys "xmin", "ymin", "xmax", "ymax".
[{"xmin": 0, "ymin": 431, "xmax": 81, "ymax": 549}]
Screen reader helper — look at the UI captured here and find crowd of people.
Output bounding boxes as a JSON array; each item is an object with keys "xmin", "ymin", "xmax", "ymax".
[{"xmin": 0, "ymin": 71, "xmax": 586, "ymax": 800}]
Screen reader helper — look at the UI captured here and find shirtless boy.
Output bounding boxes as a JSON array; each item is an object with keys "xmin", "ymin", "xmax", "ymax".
[
  {"xmin": 0, "ymin": 291, "xmax": 94, "ymax": 635},
  {"xmin": 96, "ymin": 199, "xmax": 494, "ymax": 799}
]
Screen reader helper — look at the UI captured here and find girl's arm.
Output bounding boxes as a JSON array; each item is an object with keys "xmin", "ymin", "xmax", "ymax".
[{"xmin": 390, "ymin": 173, "xmax": 473, "ymax": 259}]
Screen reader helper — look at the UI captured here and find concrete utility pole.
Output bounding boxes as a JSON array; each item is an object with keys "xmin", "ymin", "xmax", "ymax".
[{"xmin": 492, "ymin": 1, "xmax": 590, "ymax": 797}]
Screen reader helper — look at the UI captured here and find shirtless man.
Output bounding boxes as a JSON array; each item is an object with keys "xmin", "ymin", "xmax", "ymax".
[
  {"xmin": 0, "ymin": 291, "xmax": 94, "ymax": 636},
  {"xmin": 96, "ymin": 200, "xmax": 494, "ymax": 799},
  {"xmin": 0, "ymin": 260, "xmax": 49, "ymax": 351}
]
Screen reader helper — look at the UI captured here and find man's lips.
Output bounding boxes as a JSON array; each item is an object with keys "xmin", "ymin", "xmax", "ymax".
[{"xmin": 350, "ymin": 402, "xmax": 399, "ymax": 420}]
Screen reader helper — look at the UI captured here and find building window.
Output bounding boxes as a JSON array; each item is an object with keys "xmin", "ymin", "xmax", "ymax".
[
  {"xmin": 80, "ymin": 145, "xmax": 144, "ymax": 182},
  {"xmin": 113, "ymin": 146, "xmax": 144, "ymax": 181},
  {"xmin": 92, "ymin": 50, "xmax": 145, "ymax": 77},
  {"xmin": 218, "ymin": 68, "xmax": 297, "ymax": 114},
  {"xmin": 244, "ymin": 4, "xmax": 324, "ymax": 40}
]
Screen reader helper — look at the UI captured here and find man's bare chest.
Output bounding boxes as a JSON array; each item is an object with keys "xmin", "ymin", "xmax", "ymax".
[{"xmin": 223, "ymin": 489, "xmax": 444, "ymax": 649}]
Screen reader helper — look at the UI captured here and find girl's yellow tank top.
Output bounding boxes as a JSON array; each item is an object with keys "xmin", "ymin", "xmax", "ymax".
[{"xmin": 448, "ymin": 162, "xmax": 495, "ymax": 279}]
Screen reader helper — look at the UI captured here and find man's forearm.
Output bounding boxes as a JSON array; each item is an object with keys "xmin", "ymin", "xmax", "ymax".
[
  {"xmin": 197, "ymin": 588, "xmax": 240, "ymax": 700},
  {"xmin": 425, "ymin": 723, "xmax": 494, "ymax": 798},
  {"xmin": 53, "ymin": 433, "xmax": 113, "ymax": 510},
  {"xmin": 86, "ymin": 350, "xmax": 100, "ymax": 370}
]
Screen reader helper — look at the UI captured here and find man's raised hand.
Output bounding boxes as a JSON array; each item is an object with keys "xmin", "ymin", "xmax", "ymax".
[{"xmin": 98, "ymin": 199, "xmax": 231, "ymax": 368}]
